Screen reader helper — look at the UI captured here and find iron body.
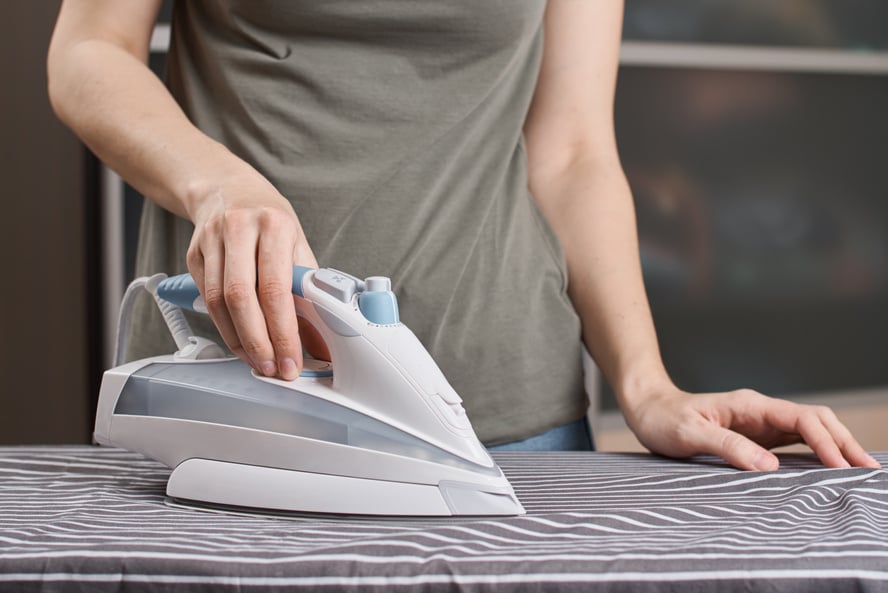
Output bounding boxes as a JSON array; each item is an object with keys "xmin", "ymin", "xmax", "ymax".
[{"xmin": 95, "ymin": 266, "xmax": 525, "ymax": 516}]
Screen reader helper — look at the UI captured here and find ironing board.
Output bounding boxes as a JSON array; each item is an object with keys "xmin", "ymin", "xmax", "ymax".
[{"xmin": 1, "ymin": 446, "xmax": 887, "ymax": 592}]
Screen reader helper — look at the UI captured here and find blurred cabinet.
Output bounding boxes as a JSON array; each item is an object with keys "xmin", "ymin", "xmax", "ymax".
[{"xmin": 609, "ymin": 0, "xmax": 888, "ymax": 407}]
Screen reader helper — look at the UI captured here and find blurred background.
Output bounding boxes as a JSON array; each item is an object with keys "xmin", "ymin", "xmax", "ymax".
[{"xmin": 1, "ymin": 1, "xmax": 886, "ymax": 449}]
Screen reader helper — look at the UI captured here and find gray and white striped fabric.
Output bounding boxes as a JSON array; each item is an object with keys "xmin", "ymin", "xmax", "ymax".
[{"xmin": 1, "ymin": 446, "xmax": 887, "ymax": 592}]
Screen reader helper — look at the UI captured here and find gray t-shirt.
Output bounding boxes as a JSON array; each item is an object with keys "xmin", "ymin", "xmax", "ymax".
[{"xmin": 131, "ymin": 0, "xmax": 587, "ymax": 445}]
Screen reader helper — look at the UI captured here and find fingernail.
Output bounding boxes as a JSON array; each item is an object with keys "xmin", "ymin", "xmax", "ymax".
[
  {"xmin": 280, "ymin": 358, "xmax": 298, "ymax": 379},
  {"xmin": 260, "ymin": 361, "xmax": 276, "ymax": 377},
  {"xmin": 753, "ymin": 451, "xmax": 778, "ymax": 472}
]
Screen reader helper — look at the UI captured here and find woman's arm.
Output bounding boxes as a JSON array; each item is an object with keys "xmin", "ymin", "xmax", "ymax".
[
  {"xmin": 524, "ymin": 0, "xmax": 878, "ymax": 470},
  {"xmin": 48, "ymin": 0, "xmax": 319, "ymax": 380}
]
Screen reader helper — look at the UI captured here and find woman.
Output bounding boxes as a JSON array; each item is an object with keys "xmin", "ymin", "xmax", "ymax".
[{"xmin": 47, "ymin": 0, "xmax": 878, "ymax": 469}]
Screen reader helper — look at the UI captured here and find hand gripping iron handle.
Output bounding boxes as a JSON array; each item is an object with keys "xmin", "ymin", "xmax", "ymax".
[
  {"xmin": 155, "ymin": 265, "xmax": 496, "ymax": 466},
  {"xmin": 154, "ymin": 265, "xmax": 400, "ymax": 326}
]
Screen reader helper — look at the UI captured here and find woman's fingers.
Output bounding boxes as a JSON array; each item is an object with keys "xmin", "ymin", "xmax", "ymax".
[
  {"xmin": 221, "ymin": 208, "xmax": 285, "ymax": 378},
  {"xmin": 298, "ymin": 317, "xmax": 331, "ymax": 362},
  {"xmin": 638, "ymin": 390, "xmax": 880, "ymax": 471},
  {"xmin": 189, "ymin": 204, "xmax": 315, "ymax": 380},
  {"xmin": 189, "ymin": 223, "xmax": 258, "ymax": 370},
  {"xmin": 799, "ymin": 406, "xmax": 881, "ymax": 467},
  {"xmin": 257, "ymin": 211, "xmax": 303, "ymax": 380},
  {"xmin": 794, "ymin": 409, "xmax": 850, "ymax": 468},
  {"xmin": 726, "ymin": 396, "xmax": 881, "ymax": 470},
  {"xmin": 684, "ymin": 419, "xmax": 779, "ymax": 471}
]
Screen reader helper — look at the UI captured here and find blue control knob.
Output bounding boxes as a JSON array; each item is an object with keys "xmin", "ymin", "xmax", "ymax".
[{"xmin": 358, "ymin": 276, "xmax": 400, "ymax": 325}]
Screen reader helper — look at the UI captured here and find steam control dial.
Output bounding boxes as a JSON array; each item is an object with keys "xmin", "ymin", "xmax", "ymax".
[{"xmin": 358, "ymin": 276, "xmax": 400, "ymax": 325}]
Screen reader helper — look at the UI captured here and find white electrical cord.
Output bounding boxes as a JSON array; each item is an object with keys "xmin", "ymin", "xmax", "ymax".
[
  {"xmin": 114, "ymin": 276, "xmax": 151, "ymax": 367},
  {"xmin": 145, "ymin": 274, "xmax": 194, "ymax": 351}
]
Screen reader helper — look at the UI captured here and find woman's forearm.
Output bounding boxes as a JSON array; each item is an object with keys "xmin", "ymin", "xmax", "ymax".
[
  {"xmin": 48, "ymin": 26, "xmax": 246, "ymax": 221},
  {"xmin": 529, "ymin": 156, "xmax": 672, "ymax": 420},
  {"xmin": 47, "ymin": 3, "xmax": 319, "ymax": 380}
]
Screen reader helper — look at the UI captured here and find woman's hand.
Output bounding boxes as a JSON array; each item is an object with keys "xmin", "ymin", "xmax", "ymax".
[
  {"xmin": 47, "ymin": 0, "xmax": 328, "ymax": 380},
  {"xmin": 523, "ymin": 3, "xmax": 879, "ymax": 472},
  {"xmin": 624, "ymin": 385, "xmax": 881, "ymax": 471},
  {"xmin": 185, "ymin": 167, "xmax": 322, "ymax": 381}
]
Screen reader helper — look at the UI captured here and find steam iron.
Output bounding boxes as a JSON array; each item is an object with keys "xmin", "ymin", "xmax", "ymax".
[{"xmin": 94, "ymin": 265, "xmax": 525, "ymax": 517}]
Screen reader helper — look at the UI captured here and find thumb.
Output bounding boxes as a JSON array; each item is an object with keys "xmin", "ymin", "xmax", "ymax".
[
  {"xmin": 693, "ymin": 424, "xmax": 779, "ymax": 471},
  {"xmin": 297, "ymin": 317, "xmax": 331, "ymax": 362}
]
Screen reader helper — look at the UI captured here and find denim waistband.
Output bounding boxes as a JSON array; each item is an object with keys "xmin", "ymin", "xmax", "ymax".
[{"xmin": 487, "ymin": 417, "xmax": 594, "ymax": 452}]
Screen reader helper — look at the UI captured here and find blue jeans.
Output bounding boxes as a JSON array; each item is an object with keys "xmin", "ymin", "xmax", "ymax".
[{"xmin": 488, "ymin": 418, "xmax": 595, "ymax": 452}]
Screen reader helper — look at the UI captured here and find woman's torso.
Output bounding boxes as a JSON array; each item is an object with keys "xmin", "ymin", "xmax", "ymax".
[{"xmin": 132, "ymin": 0, "xmax": 587, "ymax": 444}]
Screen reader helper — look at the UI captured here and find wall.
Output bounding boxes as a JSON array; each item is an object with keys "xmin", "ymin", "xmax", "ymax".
[{"xmin": 0, "ymin": 2, "xmax": 94, "ymax": 443}]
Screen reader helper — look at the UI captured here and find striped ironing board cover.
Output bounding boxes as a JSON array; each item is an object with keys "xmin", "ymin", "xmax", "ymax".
[{"xmin": 1, "ymin": 446, "xmax": 887, "ymax": 592}]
